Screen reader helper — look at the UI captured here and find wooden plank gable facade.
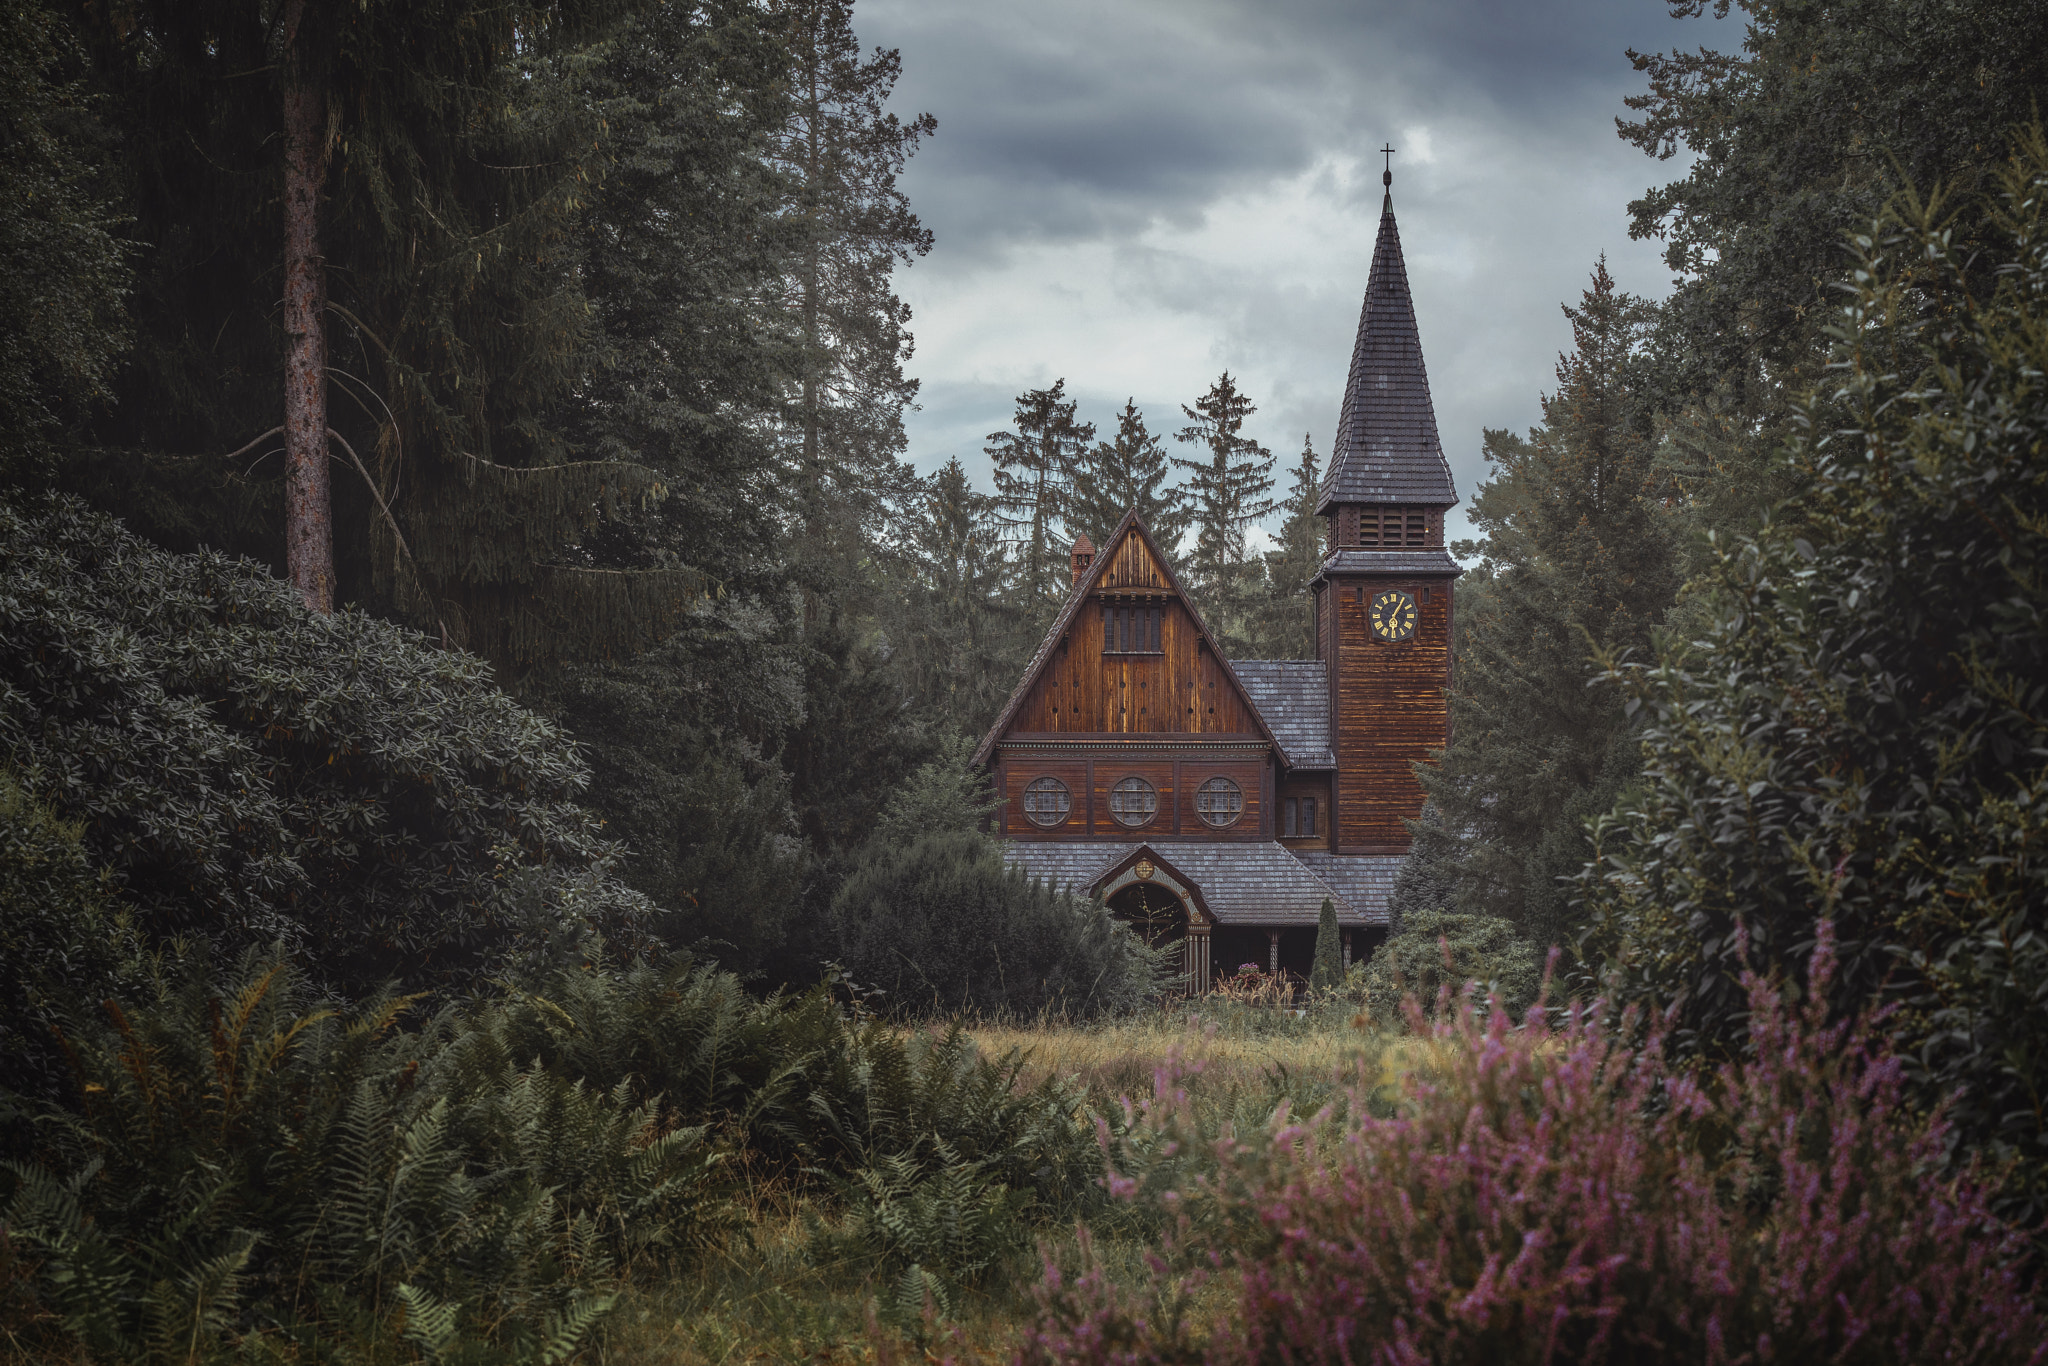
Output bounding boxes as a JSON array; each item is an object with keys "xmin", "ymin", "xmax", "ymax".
[{"xmin": 979, "ymin": 514, "xmax": 1285, "ymax": 845}]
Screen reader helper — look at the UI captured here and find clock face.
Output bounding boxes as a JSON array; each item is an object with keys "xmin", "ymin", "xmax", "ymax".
[{"xmin": 1369, "ymin": 589, "xmax": 1417, "ymax": 642}]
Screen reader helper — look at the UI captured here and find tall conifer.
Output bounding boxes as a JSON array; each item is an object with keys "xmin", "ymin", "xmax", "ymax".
[
  {"xmin": 1173, "ymin": 372, "xmax": 1278, "ymax": 637},
  {"xmin": 1066, "ymin": 399, "xmax": 1191, "ymax": 561},
  {"xmin": 1246, "ymin": 433, "xmax": 1324, "ymax": 658},
  {"xmin": 73, "ymin": 0, "xmax": 713, "ymax": 668},
  {"xmin": 986, "ymin": 379, "xmax": 1095, "ymax": 610},
  {"xmin": 768, "ymin": 0, "xmax": 934, "ymax": 586},
  {"xmin": 1418, "ymin": 261, "xmax": 1679, "ymax": 949}
]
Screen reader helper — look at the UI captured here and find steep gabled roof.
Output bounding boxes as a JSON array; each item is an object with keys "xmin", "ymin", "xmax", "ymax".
[
  {"xmin": 1318, "ymin": 185, "xmax": 1458, "ymax": 512},
  {"xmin": 1230, "ymin": 660, "xmax": 1334, "ymax": 768},
  {"xmin": 971, "ymin": 509, "xmax": 1287, "ymax": 768}
]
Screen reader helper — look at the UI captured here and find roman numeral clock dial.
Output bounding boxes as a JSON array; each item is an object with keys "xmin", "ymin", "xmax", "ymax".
[{"xmin": 1369, "ymin": 589, "xmax": 1417, "ymax": 642}]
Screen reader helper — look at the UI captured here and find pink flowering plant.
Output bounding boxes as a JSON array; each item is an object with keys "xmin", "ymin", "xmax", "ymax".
[{"xmin": 1024, "ymin": 927, "xmax": 2043, "ymax": 1365}]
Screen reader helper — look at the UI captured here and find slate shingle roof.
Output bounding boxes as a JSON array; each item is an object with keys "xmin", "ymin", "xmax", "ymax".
[
  {"xmin": 1290, "ymin": 851, "xmax": 1405, "ymax": 927},
  {"xmin": 1315, "ymin": 548, "xmax": 1466, "ymax": 578},
  {"xmin": 1229, "ymin": 660, "xmax": 1333, "ymax": 768},
  {"xmin": 1005, "ymin": 841, "xmax": 1391, "ymax": 926},
  {"xmin": 1318, "ymin": 192, "xmax": 1458, "ymax": 513}
]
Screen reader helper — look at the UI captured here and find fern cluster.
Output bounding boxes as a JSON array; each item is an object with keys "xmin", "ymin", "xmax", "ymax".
[{"xmin": 1, "ymin": 948, "xmax": 1116, "ymax": 1361}]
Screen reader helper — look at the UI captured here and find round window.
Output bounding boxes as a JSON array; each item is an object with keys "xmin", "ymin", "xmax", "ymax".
[
  {"xmin": 1109, "ymin": 775, "xmax": 1158, "ymax": 828},
  {"xmin": 1195, "ymin": 776, "xmax": 1243, "ymax": 828},
  {"xmin": 1022, "ymin": 776, "xmax": 1071, "ymax": 828}
]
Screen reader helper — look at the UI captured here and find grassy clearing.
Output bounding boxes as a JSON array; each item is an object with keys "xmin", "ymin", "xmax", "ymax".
[{"xmin": 593, "ymin": 1005, "xmax": 1391, "ymax": 1365}]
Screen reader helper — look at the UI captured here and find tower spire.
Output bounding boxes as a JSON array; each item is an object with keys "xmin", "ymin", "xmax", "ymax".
[{"xmin": 1316, "ymin": 163, "xmax": 1457, "ymax": 515}]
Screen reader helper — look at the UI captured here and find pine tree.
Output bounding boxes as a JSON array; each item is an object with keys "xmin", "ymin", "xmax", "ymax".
[
  {"xmin": 1066, "ymin": 399, "xmax": 1191, "ymax": 560},
  {"xmin": 1418, "ymin": 260, "xmax": 1679, "ymax": 951},
  {"xmin": 885, "ymin": 458, "xmax": 1024, "ymax": 737},
  {"xmin": 986, "ymin": 379, "xmax": 1095, "ymax": 610},
  {"xmin": 555, "ymin": 0, "xmax": 799, "ymax": 587},
  {"xmin": 768, "ymin": 0, "xmax": 934, "ymax": 590},
  {"xmin": 1173, "ymin": 371, "xmax": 1278, "ymax": 635},
  {"xmin": 1245, "ymin": 433, "xmax": 1324, "ymax": 658}
]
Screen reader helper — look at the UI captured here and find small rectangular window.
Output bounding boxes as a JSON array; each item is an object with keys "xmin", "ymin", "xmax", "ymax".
[
  {"xmin": 1302, "ymin": 797, "xmax": 1318, "ymax": 836},
  {"xmin": 1283, "ymin": 798, "xmax": 1298, "ymax": 838},
  {"xmin": 1102, "ymin": 605, "xmax": 1113, "ymax": 651}
]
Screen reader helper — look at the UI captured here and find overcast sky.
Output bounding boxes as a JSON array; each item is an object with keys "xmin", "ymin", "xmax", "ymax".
[{"xmin": 856, "ymin": 0, "xmax": 1739, "ymax": 551}]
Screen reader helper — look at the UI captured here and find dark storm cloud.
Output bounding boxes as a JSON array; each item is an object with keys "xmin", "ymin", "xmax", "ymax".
[{"xmin": 856, "ymin": 0, "xmax": 1742, "ymax": 544}]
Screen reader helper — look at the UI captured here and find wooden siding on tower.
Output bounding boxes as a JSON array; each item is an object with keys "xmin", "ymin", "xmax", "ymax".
[{"xmin": 1335, "ymin": 576, "xmax": 1451, "ymax": 851}]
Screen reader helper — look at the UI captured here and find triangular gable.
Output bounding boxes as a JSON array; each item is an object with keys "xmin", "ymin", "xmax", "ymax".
[{"xmin": 971, "ymin": 509, "xmax": 1290, "ymax": 767}]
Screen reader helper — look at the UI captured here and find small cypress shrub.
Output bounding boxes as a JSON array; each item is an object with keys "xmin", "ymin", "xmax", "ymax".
[{"xmin": 1309, "ymin": 897, "xmax": 1342, "ymax": 992}]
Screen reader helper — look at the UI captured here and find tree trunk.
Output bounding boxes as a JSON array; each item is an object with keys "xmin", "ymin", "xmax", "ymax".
[{"xmin": 281, "ymin": 0, "xmax": 334, "ymax": 613}]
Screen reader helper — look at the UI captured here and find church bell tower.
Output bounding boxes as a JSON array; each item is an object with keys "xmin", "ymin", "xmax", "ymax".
[{"xmin": 1315, "ymin": 155, "xmax": 1461, "ymax": 855}]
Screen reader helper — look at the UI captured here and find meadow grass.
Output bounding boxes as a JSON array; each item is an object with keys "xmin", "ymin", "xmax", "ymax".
[{"xmin": 594, "ymin": 1002, "xmax": 1398, "ymax": 1365}]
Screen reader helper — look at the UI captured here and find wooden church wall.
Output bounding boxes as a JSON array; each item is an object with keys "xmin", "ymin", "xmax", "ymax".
[
  {"xmin": 1334, "ymin": 577, "xmax": 1451, "ymax": 852},
  {"xmin": 1005, "ymin": 533, "xmax": 1261, "ymax": 738}
]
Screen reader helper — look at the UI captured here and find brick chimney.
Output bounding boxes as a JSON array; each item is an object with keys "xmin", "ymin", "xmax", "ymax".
[{"xmin": 1070, "ymin": 530, "xmax": 1095, "ymax": 585}]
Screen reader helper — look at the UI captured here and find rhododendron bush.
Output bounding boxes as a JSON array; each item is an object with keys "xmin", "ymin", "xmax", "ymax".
[{"xmin": 1025, "ymin": 933, "xmax": 2043, "ymax": 1366}]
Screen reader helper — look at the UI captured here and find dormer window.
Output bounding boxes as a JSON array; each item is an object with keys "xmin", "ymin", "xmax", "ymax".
[{"xmin": 1102, "ymin": 603, "xmax": 1162, "ymax": 654}]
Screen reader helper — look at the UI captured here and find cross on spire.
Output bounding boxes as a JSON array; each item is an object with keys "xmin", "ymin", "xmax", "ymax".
[{"xmin": 1380, "ymin": 143, "xmax": 1395, "ymax": 181}]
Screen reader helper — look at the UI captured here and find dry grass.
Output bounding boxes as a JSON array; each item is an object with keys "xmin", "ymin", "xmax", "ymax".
[{"xmin": 964, "ymin": 1011, "xmax": 1378, "ymax": 1099}]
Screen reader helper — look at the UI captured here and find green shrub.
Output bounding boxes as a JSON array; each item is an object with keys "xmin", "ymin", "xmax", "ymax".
[
  {"xmin": 1577, "ymin": 135, "xmax": 2048, "ymax": 1214},
  {"xmin": 827, "ymin": 829, "xmax": 1167, "ymax": 1019},
  {"xmin": 1351, "ymin": 908, "xmax": 1542, "ymax": 1024},
  {"xmin": 0, "ymin": 495, "xmax": 649, "ymax": 994}
]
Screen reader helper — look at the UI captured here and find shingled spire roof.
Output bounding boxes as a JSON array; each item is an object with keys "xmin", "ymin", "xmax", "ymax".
[{"xmin": 1317, "ymin": 170, "xmax": 1458, "ymax": 513}]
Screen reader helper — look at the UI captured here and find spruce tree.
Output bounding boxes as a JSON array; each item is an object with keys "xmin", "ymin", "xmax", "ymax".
[
  {"xmin": 1173, "ymin": 371, "xmax": 1278, "ymax": 640},
  {"xmin": 71, "ymin": 0, "xmax": 710, "ymax": 669},
  {"xmin": 986, "ymin": 379, "xmax": 1095, "ymax": 611},
  {"xmin": 1246, "ymin": 433, "xmax": 1324, "ymax": 658},
  {"xmin": 1066, "ymin": 399, "xmax": 1191, "ymax": 560},
  {"xmin": 883, "ymin": 458, "xmax": 1024, "ymax": 737},
  {"xmin": 1419, "ymin": 261, "xmax": 1679, "ymax": 951},
  {"xmin": 768, "ymin": 0, "xmax": 934, "ymax": 593}
]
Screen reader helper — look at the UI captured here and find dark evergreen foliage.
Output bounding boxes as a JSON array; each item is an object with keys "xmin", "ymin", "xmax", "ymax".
[
  {"xmin": 1309, "ymin": 899, "xmax": 1342, "ymax": 992},
  {"xmin": 1174, "ymin": 372, "xmax": 1277, "ymax": 650},
  {"xmin": 771, "ymin": 0, "xmax": 934, "ymax": 592},
  {"xmin": 1623, "ymin": 0, "xmax": 2048, "ymax": 409},
  {"xmin": 988, "ymin": 379, "xmax": 1097, "ymax": 614},
  {"xmin": 1581, "ymin": 141, "xmax": 2048, "ymax": 1214},
  {"xmin": 1419, "ymin": 262, "xmax": 1680, "ymax": 950},
  {"xmin": 1066, "ymin": 400, "xmax": 1191, "ymax": 562},
  {"xmin": 0, "ymin": 0, "xmax": 128, "ymax": 489}
]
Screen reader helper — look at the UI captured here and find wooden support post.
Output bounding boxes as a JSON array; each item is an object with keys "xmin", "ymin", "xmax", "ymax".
[
  {"xmin": 1268, "ymin": 929, "xmax": 1281, "ymax": 974},
  {"xmin": 1342, "ymin": 928, "xmax": 1352, "ymax": 971}
]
